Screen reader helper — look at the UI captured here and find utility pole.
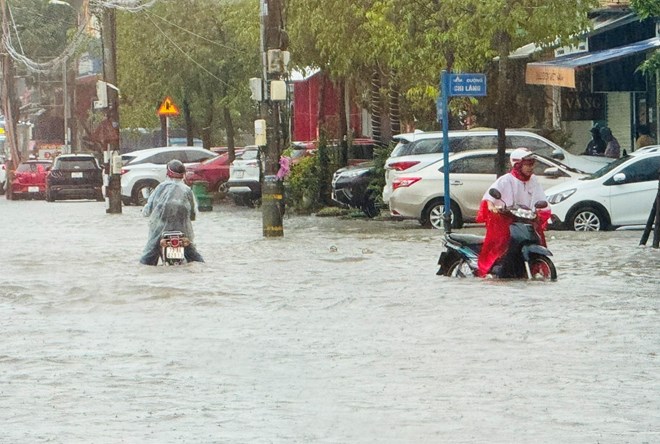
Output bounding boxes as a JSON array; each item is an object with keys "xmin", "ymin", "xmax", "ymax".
[
  {"xmin": 259, "ymin": 0, "xmax": 287, "ymax": 237},
  {"xmin": 101, "ymin": 7, "xmax": 121, "ymax": 214},
  {"xmin": 1, "ymin": 0, "xmax": 20, "ymax": 200}
]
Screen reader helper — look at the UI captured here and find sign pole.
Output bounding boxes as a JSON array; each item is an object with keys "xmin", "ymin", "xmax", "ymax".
[{"xmin": 441, "ymin": 70, "xmax": 452, "ymax": 234}]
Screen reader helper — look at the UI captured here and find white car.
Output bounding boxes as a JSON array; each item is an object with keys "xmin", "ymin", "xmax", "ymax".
[
  {"xmin": 383, "ymin": 129, "xmax": 611, "ymax": 206},
  {"xmin": 389, "ymin": 149, "xmax": 587, "ymax": 229},
  {"xmin": 545, "ymin": 146, "xmax": 660, "ymax": 231},
  {"xmin": 120, "ymin": 146, "xmax": 217, "ymax": 205},
  {"xmin": 226, "ymin": 146, "xmax": 262, "ymax": 205}
]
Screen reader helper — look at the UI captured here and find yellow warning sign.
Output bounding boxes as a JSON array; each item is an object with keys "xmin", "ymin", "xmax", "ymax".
[{"xmin": 157, "ymin": 96, "xmax": 180, "ymax": 117}]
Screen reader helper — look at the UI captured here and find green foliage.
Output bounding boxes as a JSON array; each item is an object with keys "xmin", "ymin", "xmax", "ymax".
[
  {"xmin": 116, "ymin": 0, "xmax": 260, "ymax": 144},
  {"xmin": 367, "ymin": 142, "xmax": 394, "ymax": 206},
  {"xmin": 631, "ymin": 0, "xmax": 660, "ymax": 18},
  {"xmin": 286, "ymin": 155, "xmax": 321, "ymax": 213}
]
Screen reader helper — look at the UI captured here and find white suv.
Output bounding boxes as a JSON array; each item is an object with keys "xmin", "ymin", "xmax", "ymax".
[
  {"xmin": 383, "ymin": 129, "xmax": 612, "ymax": 206},
  {"xmin": 120, "ymin": 146, "xmax": 217, "ymax": 205}
]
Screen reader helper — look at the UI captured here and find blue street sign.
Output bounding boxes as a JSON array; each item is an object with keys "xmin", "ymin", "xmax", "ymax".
[{"xmin": 449, "ymin": 73, "xmax": 487, "ymax": 97}]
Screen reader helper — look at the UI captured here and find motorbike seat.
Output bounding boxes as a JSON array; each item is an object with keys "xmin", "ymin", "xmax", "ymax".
[{"xmin": 447, "ymin": 233, "xmax": 484, "ymax": 246}]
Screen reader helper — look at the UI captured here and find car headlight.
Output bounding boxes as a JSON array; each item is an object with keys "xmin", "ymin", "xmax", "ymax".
[
  {"xmin": 342, "ymin": 169, "xmax": 369, "ymax": 178},
  {"xmin": 547, "ymin": 188, "xmax": 576, "ymax": 204}
]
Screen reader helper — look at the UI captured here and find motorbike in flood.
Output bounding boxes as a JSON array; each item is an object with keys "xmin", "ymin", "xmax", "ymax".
[
  {"xmin": 437, "ymin": 189, "xmax": 557, "ymax": 280},
  {"xmin": 159, "ymin": 230, "xmax": 191, "ymax": 266}
]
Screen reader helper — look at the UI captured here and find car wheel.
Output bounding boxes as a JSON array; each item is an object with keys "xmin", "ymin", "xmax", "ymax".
[
  {"xmin": 361, "ymin": 193, "xmax": 380, "ymax": 218},
  {"xmin": 216, "ymin": 182, "xmax": 229, "ymax": 200},
  {"xmin": 132, "ymin": 181, "xmax": 159, "ymax": 206},
  {"xmin": 421, "ymin": 199, "xmax": 463, "ymax": 230},
  {"xmin": 569, "ymin": 206, "xmax": 608, "ymax": 231}
]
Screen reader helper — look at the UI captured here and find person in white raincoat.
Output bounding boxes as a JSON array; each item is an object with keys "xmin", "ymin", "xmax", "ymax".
[{"xmin": 139, "ymin": 159, "xmax": 204, "ymax": 265}]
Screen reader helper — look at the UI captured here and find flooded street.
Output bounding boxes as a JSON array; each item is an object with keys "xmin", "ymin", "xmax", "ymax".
[{"xmin": 1, "ymin": 198, "xmax": 658, "ymax": 443}]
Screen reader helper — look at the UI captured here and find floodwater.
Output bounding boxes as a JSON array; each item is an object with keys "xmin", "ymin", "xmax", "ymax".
[{"xmin": 1, "ymin": 198, "xmax": 658, "ymax": 443}]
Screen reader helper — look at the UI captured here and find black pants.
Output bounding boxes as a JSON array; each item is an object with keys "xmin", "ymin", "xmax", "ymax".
[{"xmin": 140, "ymin": 243, "xmax": 204, "ymax": 266}]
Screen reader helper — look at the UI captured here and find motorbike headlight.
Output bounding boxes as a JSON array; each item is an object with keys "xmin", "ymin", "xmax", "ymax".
[{"xmin": 547, "ymin": 188, "xmax": 576, "ymax": 205}]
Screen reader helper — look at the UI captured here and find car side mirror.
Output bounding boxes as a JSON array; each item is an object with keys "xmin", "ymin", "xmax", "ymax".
[
  {"xmin": 535, "ymin": 200, "xmax": 549, "ymax": 209},
  {"xmin": 543, "ymin": 167, "xmax": 561, "ymax": 177},
  {"xmin": 488, "ymin": 188, "xmax": 502, "ymax": 200},
  {"xmin": 551, "ymin": 149, "xmax": 565, "ymax": 161},
  {"xmin": 612, "ymin": 172, "xmax": 626, "ymax": 183}
]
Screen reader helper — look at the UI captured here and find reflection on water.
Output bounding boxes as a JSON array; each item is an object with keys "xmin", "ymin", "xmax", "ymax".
[{"xmin": 1, "ymin": 200, "xmax": 658, "ymax": 443}]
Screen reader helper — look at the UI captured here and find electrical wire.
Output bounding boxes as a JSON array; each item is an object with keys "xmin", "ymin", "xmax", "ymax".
[
  {"xmin": 144, "ymin": 11, "xmax": 234, "ymax": 89},
  {"xmin": 90, "ymin": 0, "xmax": 159, "ymax": 13},
  {"xmin": 144, "ymin": 9, "xmax": 241, "ymax": 53}
]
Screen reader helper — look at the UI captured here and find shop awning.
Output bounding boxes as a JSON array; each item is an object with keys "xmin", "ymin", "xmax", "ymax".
[{"xmin": 525, "ymin": 36, "xmax": 660, "ymax": 88}]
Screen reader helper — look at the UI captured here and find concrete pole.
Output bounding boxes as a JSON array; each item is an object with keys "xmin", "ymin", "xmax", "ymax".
[
  {"xmin": 101, "ymin": 7, "xmax": 122, "ymax": 214},
  {"xmin": 260, "ymin": 0, "xmax": 285, "ymax": 237},
  {"xmin": 1, "ymin": 0, "xmax": 20, "ymax": 199}
]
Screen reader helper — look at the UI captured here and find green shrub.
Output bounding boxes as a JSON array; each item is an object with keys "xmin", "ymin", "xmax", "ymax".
[{"xmin": 286, "ymin": 155, "xmax": 321, "ymax": 212}]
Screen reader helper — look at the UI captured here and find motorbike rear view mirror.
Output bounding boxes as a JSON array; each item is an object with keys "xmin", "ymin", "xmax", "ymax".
[
  {"xmin": 488, "ymin": 188, "xmax": 502, "ymax": 200},
  {"xmin": 535, "ymin": 200, "xmax": 549, "ymax": 209}
]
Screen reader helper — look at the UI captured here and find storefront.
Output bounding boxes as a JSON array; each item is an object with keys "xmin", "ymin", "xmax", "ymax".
[{"xmin": 525, "ymin": 13, "xmax": 659, "ymax": 153}]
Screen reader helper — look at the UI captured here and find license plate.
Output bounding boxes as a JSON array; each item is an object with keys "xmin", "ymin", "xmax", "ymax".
[
  {"xmin": 166, "ymin": 246, "xmax": 185, "ymax": 259},
  {"xmin": 235, "ymin": 170, "xmax": 244, "ymax": 179},
  {"xmin": 28, "ymin": 186, "xmax": 39, "ymax": 193},
  {"xmin": 71, "ymin": 172, "xmax": 83, "ymax": 178}
]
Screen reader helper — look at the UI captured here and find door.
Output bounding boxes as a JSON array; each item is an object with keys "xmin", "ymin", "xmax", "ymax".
[
  {"xmin": 447, "ymin": 154, "xmax": 498, "ymax": 219},
  {"xmin": 607, "ymin": 154, "xmax": 660, "ymax": 225}
]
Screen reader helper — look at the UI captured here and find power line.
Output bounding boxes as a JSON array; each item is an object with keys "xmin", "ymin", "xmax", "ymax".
[{"xmin": 144, "ymin": 12, "xmax": 234, "ymax": 89}]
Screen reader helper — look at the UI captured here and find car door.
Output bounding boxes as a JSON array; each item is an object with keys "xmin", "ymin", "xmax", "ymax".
[
  {"xmin": 606, "ymin": 154, "xmax": 660, "ymax": 225},
  {"xmin": 447, "ymin": 153, "xmax": 498, "ymax": 219}
]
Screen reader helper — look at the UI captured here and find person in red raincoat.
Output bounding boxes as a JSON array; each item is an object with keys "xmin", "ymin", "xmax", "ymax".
[{"xmin": 476, "ymin": 148, "xmax": 551, "ymax": 277}]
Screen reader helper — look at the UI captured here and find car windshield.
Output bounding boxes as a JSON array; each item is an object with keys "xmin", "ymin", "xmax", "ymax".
[
  {"xmin": 584, "ymin": 155, "xmax": 631, "ymax": 179},
  {"xmin": 534, "ymin": 154, "xmax": 585, "ymax": 174},
  {"xmin": 237, "ymin": 150, "xmax": 259, "ymax": 160},
  {"xmin": 56, "ymin": 158, "xmax": 97, "ymax": 170},
  {"xmin": 17, "ymin": 162, "xmax": 49, "ymax": 172}
]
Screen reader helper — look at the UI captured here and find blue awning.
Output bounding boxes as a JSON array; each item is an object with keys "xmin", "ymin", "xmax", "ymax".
[{"xmin": 526, "ymin": 36, "xmax": 660, "ymax": 88}]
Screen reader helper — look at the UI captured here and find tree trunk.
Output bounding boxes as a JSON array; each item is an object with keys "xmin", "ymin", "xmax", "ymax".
[
  {"xmin": 183, "ymin": 97, "xmax": 194, "ymax": 146},
  {"xmin": 223, "ymin": 105, "xmax": 236, "ymax": 162},
  {"xmin": 338, "ymin": 77, "xmax": 348, "ymax": 166},
  {"xmin": 201, "ymin": 93, "xmax": 214, "ymax": 149},
  {"xmin": 496, "ymin": 30, "xmax": 511, "ymax": 177},
  {"xmin": 370, "ymin": 68, "xmax": 382, "ymax": 145},
  {"xmin": 388, "ymin": 71, "xmax": 401, "ymax": 141}
]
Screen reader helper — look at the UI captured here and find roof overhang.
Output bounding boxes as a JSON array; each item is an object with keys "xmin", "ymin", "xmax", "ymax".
[{"xmin": 525, "ymin": 36, "xmax": 660, "ymax": 88}]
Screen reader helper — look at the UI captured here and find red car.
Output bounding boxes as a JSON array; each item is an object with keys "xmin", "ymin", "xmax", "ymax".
[
  {"xmin": 184, "ymin": 150, "xmax": 242, "ymax": 193},
  {"xmin": 8, "ymin": 160, "xmax": 52, "ymax": 200}
]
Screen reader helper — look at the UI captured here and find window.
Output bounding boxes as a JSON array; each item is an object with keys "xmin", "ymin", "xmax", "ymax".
[
  {"xmin": 185, "ymin": 150, "xmax": 215, "ymax": 163},
  {"xmin": 449, "ymin": 154, "xmax": 497, "ymax": 174},
  {"xmin": 410, "ymin": 139, "xmax": 443, "ymax": 155},
  {"xmin": 508, "ymin": 135, "xmax": 554, "ymax": 157},
  {"xmin": 619, "ymin": 156, "xmax": 660, "ymax": 184},
  {"xmin": 452, "ymin": 135, "xmax": 499, "ymax": 152},
  {"xmin": 56, "ymin": 158, "xmax": 98, "ymax": 170}
]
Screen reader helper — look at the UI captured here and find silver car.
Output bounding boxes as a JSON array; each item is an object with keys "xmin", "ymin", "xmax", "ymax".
[{"xmin": 388, "ymin": 149, "xmax": 587, "ymax": 229}]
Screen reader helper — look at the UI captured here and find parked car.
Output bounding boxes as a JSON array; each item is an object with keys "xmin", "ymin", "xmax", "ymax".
[
  {"xmin": 293, "ymin": 138, "xmax": 380, "ymax": 164},
  {"xmin": 120, "ymin": 146, "xmax": 218, "ymax": 205},
  {"xmin": 184, "ymin": 150, "xmax": 243, "ymax": 195},
  {"xmin": 331, "ymin": 161, "xmax": 379, "ymax": 217},
  {"xmin": 545, "ymin": 146, "xmax": 660, "ymax": 231},
  {"xmin": 46, "ymin": 154, "xmax": 103, "ymax": 202},
  {"xmin": 7, "ymin": 159, "xmax": 52, "ymax": 200},
  {"xmin": 388, "ymin": 149, "xmax": 587, "ymax": 229},
  {"xmin": 226, "ymin": 146, "xmax": 262, "ymax": 206},
  {"xmin": 383, "ymin": 129, "xmax": 612, "ymax": 206}
]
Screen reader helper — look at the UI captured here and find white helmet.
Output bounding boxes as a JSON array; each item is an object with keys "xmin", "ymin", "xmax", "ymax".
[{"xmin": 509, "ymin": 147, "xmax": 533, "ymax": 166}]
